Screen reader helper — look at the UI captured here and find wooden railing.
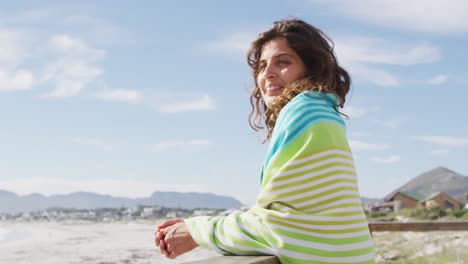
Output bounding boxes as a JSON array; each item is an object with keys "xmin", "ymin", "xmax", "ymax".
[
  {"xmin": 368, "ymin": 221, "xmax": 468, "ymax": 232},
  {"xmin": 183, "ymin": 221, "xmax": 468, "ymax": 264}
]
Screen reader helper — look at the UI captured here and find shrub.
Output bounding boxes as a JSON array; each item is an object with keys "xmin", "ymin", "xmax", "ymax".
[
  {"xmin": 451, "ymin": 209, "xmax": 467, "ymax": 218},
  {"xmin": 409, "ymin": 206, "xmax": 447, "ymax": 220},
  {"xmin": 463, "ymin": 211, "xmax": 468, "ymax": 220},
  {"xmin": 367, "ymin": 211, "xmax": 388, "ymax": 219}
]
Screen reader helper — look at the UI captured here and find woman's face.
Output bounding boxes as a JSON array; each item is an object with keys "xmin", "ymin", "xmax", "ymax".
[{"xmin": 257, "ymin": 38, "xmax": 307, "ymax": 108}]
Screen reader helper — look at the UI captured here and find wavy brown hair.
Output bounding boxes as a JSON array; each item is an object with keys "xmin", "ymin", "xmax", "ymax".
[{"xmin": 247, "ymin": 18, "xmax": 351, "ymax": 142}]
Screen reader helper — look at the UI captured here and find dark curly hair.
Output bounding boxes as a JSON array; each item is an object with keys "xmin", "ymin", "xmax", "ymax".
[{"xmin": 247, "ymin": 18, "xmax": 350, "ymax": 142}]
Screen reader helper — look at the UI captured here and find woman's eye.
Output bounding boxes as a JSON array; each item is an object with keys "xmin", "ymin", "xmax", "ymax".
[{"xmin": 278, "ymin": 60, "xmax": 290, "ymax": 65}]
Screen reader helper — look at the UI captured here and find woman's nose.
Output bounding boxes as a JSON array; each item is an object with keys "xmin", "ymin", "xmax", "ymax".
[{"xmin": 263, "ymin": 64, "xmax": 277, "ymax": 79}]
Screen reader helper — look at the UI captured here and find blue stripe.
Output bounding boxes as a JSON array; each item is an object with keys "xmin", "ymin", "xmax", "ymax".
[
  {"xmin": 275, "ymin": 105, "xmax": 342, "ymax": 140},
  {"xmin": 274, "ymin": 102, "xmax": 333, "ymax": 138},
  {"xmin": 264, "ymin": 115, "xmax": 344, "ymax": 172},
  {"xmin": 260, "ymin": 90, "xmax": 344, "ymax": 186}
]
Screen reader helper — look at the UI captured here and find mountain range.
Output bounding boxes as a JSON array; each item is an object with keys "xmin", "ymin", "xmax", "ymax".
[
  {"xmin": 2, "ymin": 166, "xmax": 466, "ymax": 213},
  {"xmin": 0, "ymin": 191, "xmax": 244, "ymax": 214},
  {"xmin": 392, "ymin": 166, "xmax": 468, "ymax": 202},
  {"xmin": 359, "ymin": 167, "xmax": 468, "ymax": 205}
]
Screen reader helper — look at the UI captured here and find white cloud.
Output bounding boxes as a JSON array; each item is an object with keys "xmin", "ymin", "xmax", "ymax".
[
  {"xmin": 0, "ymin": 27, "xmax": 106, "ymax": 96},
  {"xmin": 334, "ymin": 38, "xmax": 441, "ymax": 87},
  {"xmin": 157, "ymin": 94, "xmax": 216, "ymax": 113},
  {"xmin": 64, "ymin": 15, "xmax": 125, "ymax": 44},
  {"xmin": 152, "ymin": 140, "xmax": 211, "ymax": 152},
  {"xmin": 369, "ymin": 118, "xmax": 401, "ymax": 129},
  {"xmin": 42, "ymin": 34, "xmax": 105, "ymax": 97},
  {"xmin": 313, "ymin": 0, "xmax": 468, "ymax": 34},
  {"xmin": 415, "ymin": 136, "xmax": 468, "ymax": 146},
  {"xmin": 350, "ymin": 64, "xmax": 400, "ymax": 87},
  {"xmin": 50, "ymin": 34, "xmax": 88, "ymax": 53},
  {"xmin": 72, "ymin": 137, "xmax": 119, "ymax": 151},
  {"xmin": 349, "ymin": 140, "xmax": 390, "ymax": 151},
  {"xmin": 209, "ymin": 32, "xmax": 255, "ymax": 55},
  {"xmin": 369, "ymin": 155, "xmax": 401, "ymax": 164},
  {"xmin": 427, "ymin": 74, "xmax": 448, "ymax": 85},
  {"xmin": 0, "ymin": 29, "xmax": 27, "ymax": 67},
  {"xmin": 0, "ymin": 69, "xmax": 34, "ymax": 91},
  {"xmin": 0, "ymin": 29, "xmax": 35, "ymax": 92},
  {"xmin": 94, "ymin": 89, "xmax": 143, "ymax": 104},
  {"xmin": 430, "ymin": 149, "xmax": 449, "ymax": 155},
  {"xmin": 0, "ymin": 177, "xmax": 210, "ymax": 199},
  {"xmin": 336, "ymin": 38, "xmax": 440, "ymax": 66}
]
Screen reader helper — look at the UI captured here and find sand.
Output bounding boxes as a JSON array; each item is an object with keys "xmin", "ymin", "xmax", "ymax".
[{"xmin": 0, "ymin": 221, "xmax": 218, "ymax": 264}]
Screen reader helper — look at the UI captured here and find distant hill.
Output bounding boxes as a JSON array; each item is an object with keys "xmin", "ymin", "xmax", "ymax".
[
  {"xmin": 392, "ymin": 167, "xmax": 468, "ymax": 202},
  {"xmin": 0, "ymin": 190, "xmax": 244, "ymax": 214}
]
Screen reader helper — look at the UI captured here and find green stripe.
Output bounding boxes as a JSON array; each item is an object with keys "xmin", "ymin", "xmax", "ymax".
[
  {"xmin": 215, "ymin": 219, "xmax": 269, "ymax": 253},
  {"xmin": 272, "ymin": 123, "xmax": 350, "ymax": 168},
  {"xmin": 224, "ymin": 212, "xmax": 270, "ymax": 246},
  {"xmin": 318, "ymin": 210, "xmax": 365, "ymax": 217},
  {"xmin": 288, "ymin": 186, "xmax": 359, "ymax": 205},
  {"xmin": 272, "ymin": 161, "xmax": 355, "ymax": 183},
  {"xmin": 263, "ymin": 122, "xmax": 351, "ymax": 186},
  {"xmin": 285, "ymin": 153, "xmax": 354, "ymax": 172},
  {"xmin": 220, "ymin": 217, "xmax": 373, "ymax": 258},
  {"xmin": 298, "ymin": 194, "xmax": 361, "ymax": 211},
  {"xmin": 311, "ymin": 203, "xmax": 364, "ymax": 214},
  {"xmin": 259, "ymin": 178, "xmax": 357, "ymax": 204},
  {"xmin": 185, "ymin": 217, "xmax": 212, "ymax": 249},
  {"xmin": 266, "ymin": 214, "xmax": 367, "ymax": 226},
  {"xmin": 274, "ymin": 227, "xmax": 372, "ymax": 245},
  {"xmin": 253, "ymin": 205, "xmax": 364, "ymax": 218},
  {"xmin": 281, "ymin": 242, "xmax": 374, "ymax": 258},
  {"xmin": 262, "ymin": 169, "xmax": 356, "ymax": 194},
  {"xmin": 267, "ymin": 218, "xmax": 369, "ymax": 234},
  {"xmin": 267, "ymin": 201, "xmax": 363, "ymax": 214}
]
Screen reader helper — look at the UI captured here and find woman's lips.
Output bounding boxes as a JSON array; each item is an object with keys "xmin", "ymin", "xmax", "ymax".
[{"xmin": 266, "ymin": 85, "xmax": 282, "ymax": 96}]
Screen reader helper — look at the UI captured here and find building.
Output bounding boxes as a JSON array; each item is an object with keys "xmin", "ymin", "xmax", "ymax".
[
  {"xmin": 420, "ymin": 192, "xmax": 461, "ymax": 210},
  {"xmin": 379, "ymin": 191, "xmax": 462, "ymax": 212},
  {"xmin": 385, "ymin": 192, "xmax": 425, "ymax": 211}
]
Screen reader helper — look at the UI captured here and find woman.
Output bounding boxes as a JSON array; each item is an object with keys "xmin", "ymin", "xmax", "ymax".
[{"xmin": 155, "ymin": 18, "xmax": 375, "ymax": 264}]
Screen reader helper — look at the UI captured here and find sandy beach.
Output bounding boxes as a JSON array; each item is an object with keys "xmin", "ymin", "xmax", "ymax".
[{"xmin": 0, "ymin": 221, "xmax": 218, "ymax": 264}]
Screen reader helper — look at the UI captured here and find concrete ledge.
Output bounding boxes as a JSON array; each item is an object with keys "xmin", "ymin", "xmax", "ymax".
[{"xmin": 183, "ymin": 256, "xmax": 280, "ymax": 264}]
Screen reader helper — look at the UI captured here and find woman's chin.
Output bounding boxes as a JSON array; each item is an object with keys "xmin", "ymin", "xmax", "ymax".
[{"xmin": 264, "ymin": 97, "xmax": 277, "ymax": 109}]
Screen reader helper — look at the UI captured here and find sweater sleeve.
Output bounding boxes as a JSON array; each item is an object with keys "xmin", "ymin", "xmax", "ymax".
[{"xmin": 185, "ymin": 93, "xmax": 375, "ymax": 264}]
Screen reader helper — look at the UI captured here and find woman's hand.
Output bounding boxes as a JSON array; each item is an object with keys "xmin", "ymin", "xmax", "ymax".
[{"xmin": 154, "ymin": 218, "xmax": 199, "ymax": 259}]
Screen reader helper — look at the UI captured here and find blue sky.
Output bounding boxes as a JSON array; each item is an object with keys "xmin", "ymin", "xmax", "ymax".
[{"xmin": 1, "ymin": 0, "xmax": 467, "ymax": 206}]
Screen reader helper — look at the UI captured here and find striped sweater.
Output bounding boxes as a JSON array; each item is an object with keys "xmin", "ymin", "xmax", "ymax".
[{"xmin": 185, "ymin": 91, "xmax": 375, "ymax": 264}]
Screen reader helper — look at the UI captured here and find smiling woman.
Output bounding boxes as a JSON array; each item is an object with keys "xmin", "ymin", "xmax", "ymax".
[{"xmin": 154, "ymin": 18, "xmax": 375, "ymax": 264}]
